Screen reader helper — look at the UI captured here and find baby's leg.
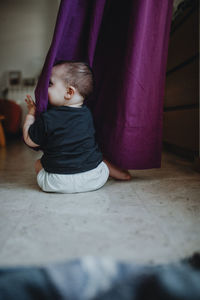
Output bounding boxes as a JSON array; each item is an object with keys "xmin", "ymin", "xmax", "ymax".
[
  {"xmin": 103, "ymin": 159, "xmax": 132, "ymax": 180},
  {"xmin": 35, "ymin": 159, "xmax": 43, "ymax": 174}
]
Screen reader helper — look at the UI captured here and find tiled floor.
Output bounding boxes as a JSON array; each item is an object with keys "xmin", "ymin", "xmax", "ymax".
[{"xmin": 0, "ymin": 139, "xmax": 200, "ymax": 267}]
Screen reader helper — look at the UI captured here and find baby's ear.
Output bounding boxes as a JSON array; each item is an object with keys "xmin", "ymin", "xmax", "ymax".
[{"xmin": 64, "ymin": 86, "xmax": 75, "ymax": 100}]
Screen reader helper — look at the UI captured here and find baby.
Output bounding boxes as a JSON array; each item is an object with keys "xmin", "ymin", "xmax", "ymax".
[{"xmin": 23, "ymin": 61, "xmax": 131, "ymax": 193}]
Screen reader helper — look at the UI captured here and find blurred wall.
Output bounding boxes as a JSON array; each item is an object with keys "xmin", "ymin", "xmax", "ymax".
[
  {"xmin": 0, "ymin": 0, "xmax": 60, "ymax": 91},
  {"xmin": 163, "ymin": 0, "xmax": 199, "ymax": 162}
]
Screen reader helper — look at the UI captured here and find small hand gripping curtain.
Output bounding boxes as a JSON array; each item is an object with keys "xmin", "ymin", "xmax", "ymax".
[{"xmin": 35, "ymin": 0, "xmax": 173, "ymax": 169}]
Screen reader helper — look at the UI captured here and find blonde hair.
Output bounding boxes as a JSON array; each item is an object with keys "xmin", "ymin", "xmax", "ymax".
[{"xmin": 54, "ymin": 61, "xmax": 94, "ymax": 98}]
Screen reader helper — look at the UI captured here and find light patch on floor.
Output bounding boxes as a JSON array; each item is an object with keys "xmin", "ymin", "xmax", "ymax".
[{"xmin": 0, "ymin": 140, "xmax": 199, "ymax": 266}]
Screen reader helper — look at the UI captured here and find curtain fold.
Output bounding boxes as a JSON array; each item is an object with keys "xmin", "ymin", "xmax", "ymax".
[{"xmin": 35, "ymin": 0, "xmax": 173, "ymax": 169}]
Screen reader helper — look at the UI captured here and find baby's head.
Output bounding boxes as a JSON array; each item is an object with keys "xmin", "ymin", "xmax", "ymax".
[{"xmin": 48, "ymin": 61, "xmax": 94, "ymax": 107}]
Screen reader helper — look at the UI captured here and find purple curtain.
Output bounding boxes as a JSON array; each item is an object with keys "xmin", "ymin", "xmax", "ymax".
[{"xmin": 35, "ymin": 0, "xmax": 173, "ymax": 169}]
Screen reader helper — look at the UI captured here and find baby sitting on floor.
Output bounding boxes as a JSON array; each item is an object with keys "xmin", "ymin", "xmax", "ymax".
[{"xmin": 23, "ymin": 61, "xmax": 131, "ymax": 193}]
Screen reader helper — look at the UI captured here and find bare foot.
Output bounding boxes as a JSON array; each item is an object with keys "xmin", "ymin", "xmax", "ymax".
[
  {"xmin": 103, "ymin": 159, "xmax": 132, "ymax": 181},
  {"xmin": 35, "ymin": 159, "xmax": 43, "ymax": 174}
]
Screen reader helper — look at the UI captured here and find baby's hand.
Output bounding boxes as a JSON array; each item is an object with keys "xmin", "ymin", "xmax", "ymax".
[{"xmin": 25, "ymin": 95, "xmax": 36, "ymax": 116}]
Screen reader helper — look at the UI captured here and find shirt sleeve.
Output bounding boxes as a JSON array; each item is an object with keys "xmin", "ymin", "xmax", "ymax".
[{"xmin": 28, "ymin": 115, "xmax": 46, "ymax": 146}]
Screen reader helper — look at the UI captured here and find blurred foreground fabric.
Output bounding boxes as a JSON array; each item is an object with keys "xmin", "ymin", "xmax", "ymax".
[{"xmin": 0, "ymin": 254, "xmax": 200, "ymax": 300}]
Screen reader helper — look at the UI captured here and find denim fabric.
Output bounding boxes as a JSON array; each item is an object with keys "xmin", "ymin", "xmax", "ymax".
[{"xmin": 0, "ymin": 255, "xmax": 200, "ymax": 300}]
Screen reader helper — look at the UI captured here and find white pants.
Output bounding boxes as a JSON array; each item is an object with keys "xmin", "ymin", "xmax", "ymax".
[{"xmin": 37, "ymin": 161, "xmax": 109, "ymax": 193}]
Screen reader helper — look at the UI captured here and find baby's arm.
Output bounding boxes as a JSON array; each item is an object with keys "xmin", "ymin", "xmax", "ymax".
[{"xmin": 23, "ymin": 95, "xmax": 40, "ymax": 147}]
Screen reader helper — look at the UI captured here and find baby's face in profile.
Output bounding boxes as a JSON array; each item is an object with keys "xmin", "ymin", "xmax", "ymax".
[
  {"xmin": 48, "ymin": 64, "xmax": 84, "ymax": 107},
  {"xmin": 48, "ymin": 65, "xmax": 67, "ymax": 106}
]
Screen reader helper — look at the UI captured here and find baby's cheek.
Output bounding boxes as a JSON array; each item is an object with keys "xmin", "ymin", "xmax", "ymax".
[{"xmin": 48, "ymin": 89, "xmax": 52, "ymax": 98}]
